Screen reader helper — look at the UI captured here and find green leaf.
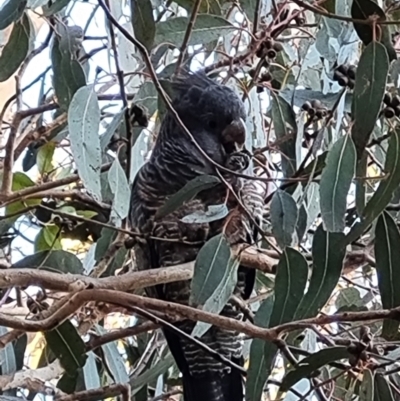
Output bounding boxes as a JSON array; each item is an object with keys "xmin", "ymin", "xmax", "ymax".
[
  {"xmin": 270, "ymin": 190, "xmax": 298, "ymax": 248},
  {"xmin": 295, "ymin": 225, "xmax": 346, "ymax": 319},
  {"xmin": 5, "ymin": 172, "xmax": 41, "ymax": 218},
  {"xmin": 0, "ymin": 326, "xmax": 16, "ymax": 375},
  {"xmin": 154, "ymin": 15, "xmax": 235, "ymax": 48},
  {"xmin": 270, "ymin": 247, "xmax": 308, "ymax": 326},
  {"xmin": 51, "ymin": 24, "xmax": 86, "ymax": 111},
  {"xmin": 0, "ymin": 12, "xmax": 30, "ymax": 82},
  {"xmin": 347, "ymin": 129, "xmax": 400, "ymax": 244},
  {"xmin": 155, "ymin": 175, "xmax": 220, "ymax": 219},
  {"xmin": 44, "ymin": 321, "xmax": 87, "ymax": 375},
  {"xmin": 0, "ymin": 0, "xmax": 26, "ymax": 30},
  {"xmin": 37, "ymin": 142, "xmax": 55, "ymax": 176},
  {"xmin": 246, "ymin": 296, "xmax": 277, "ymax": 401},
  {"xmin": 360, "ymin": 369, "xmax": 374, "ymax": 401},
  {"xmin": 96, "ymin": 325, "xmax": 129, "ymax": 383},
  {"xmin": 135, "ymin": 81, "xmax": 158, "ymax": 117},
  {"xmin": 130, "ymin": 353, "xmax": 175, "ymax": 393},
  {"xmin": 57, "ymin": 371, "xmax": 78, "ymax": 394},
  {"xmin": 100, "ymin": 110, "xmax": 125, "ymax": 151},
  {"xmin": 352, "ymin": 0, "xmax": 396, "ymax": 62},
  {"xmin": 375, "ymin": 212, "xmax": 400, "ymax": 338},
  {"xmin": 34, "ymin": 225, "xmax": 62, "ymax": 252},
  {"xmin": 374, "ymin": 374, "xmax": 394, "ymax": 401},
  {"xmin": 108, "ymin": 158, "xmax": 130, "ymax": 221},
  {"xmin": 319, "ymin": 134, "xmax": 356, "ymax": 232},
  {"xmin": 14, "ymin": 250, "xmax": 84, "ymax": 274},
  {"xmin": 83, "ymin": 352, "xmax": 100, "ymax": 390},
  {"xmin": 131, "ymin": 0, "xmax": 155, "ymax": 51},
  {"xmin": 271, "ymin": 94, "xmax": 297, "ymax": 177},
  {"xmin": 181, "ymin": 204, "xmax": 228, "ymax": 224},
  {"xmin": 355, "ymin": 152, "xmax": 368, "ymax": 215},
  {"xmin": 280, "ymin": 347, "xmax": 351, "ymax": 391},
  {"xmin": 351, "ymin": 41, "xmax": 389, "ymax": 158},
  {"xmin": 68, "ymin": 85, "xmax": 102, "ymax": 202},
  {"xmin": 190, "ymin": 234, "xmax": 239, "ymax": 337}
]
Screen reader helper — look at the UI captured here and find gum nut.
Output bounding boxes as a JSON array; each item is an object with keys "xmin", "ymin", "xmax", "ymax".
[
  {"xmin": 384, "ymin": 107, "xmax": 395, "ymax": 119},
  {"xmin": 384, "ymin": 93, "xmax": 392, "ymax": 105}
]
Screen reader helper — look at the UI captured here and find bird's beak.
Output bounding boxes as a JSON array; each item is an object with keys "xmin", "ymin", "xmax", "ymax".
[{"xmin": 221, "ymin": 118, "xmax": 247, "ymax": 152}]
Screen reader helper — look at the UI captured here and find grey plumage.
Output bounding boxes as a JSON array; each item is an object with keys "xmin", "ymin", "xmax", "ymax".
[{"xmin": 129, "ymin": 71, "xmax": 266, "ymax": 401}]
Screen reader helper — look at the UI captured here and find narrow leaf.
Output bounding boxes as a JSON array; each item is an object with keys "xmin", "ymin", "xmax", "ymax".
[
  {"xmin": 360, "ymin": 369, "xmax": 374, "ymax": 401},
  {"xmin": 270, "ymin": 190, "xmax": 298, "ymax": 248},
  {"xmin": 131, "ymin": 0, "xmax": 155, "ymax": 51},
  {"xmin": 181, "ymin": 204, "xmax": 228, "ymax": 224},
  {"xmin": 68, "ymin": 85, "xmax": 102, "ymax": 202},
  {"xmin": 280, "ymin": 347, "xmax": 351, "ymax": 391},
  {"xmin": 0, "ymin": 326, "xmax": 16, "ymax": 376},
  {"xmin": 155, "ymin": 175, "xmax": 220, "ymax": 219},
  {"xmin": 295, "ymin": 225, "xmax": 346, "ymax": 319},
  {"xmin": 270, "ymin": 248, "xmax": 308, "ymax": 326},
  {"xmin": 51, "ymin": 24, "xmax": 86, "ymax": 110},
  {"xmin": 83, "ymin": 351, "xmax": 101, "ymax": 390},
  {"xmin": 44, "ymin": 321, "xmax": 87, "ymax": 375},
  {"xmin": 14, "ymin": 250, "xmax": 84, "ymax": 274},
  {"xmin": 0, "ymin": 13, "xmax": 30, "ymax": 82},
  {"xmin": 351, "ymin": 42, "xmax": 389, "ymax": 158},
  {"xmin": 375, "ymin": 374, "xmax": 394, "ymax": 401},
  {"xmin": 347, "ymin": 129, "xmax": 400, "ymax": 243},
  {"xmin": 0, "ymin": 0, "xmax": 26, "ymax": 30},
  {"xmin": 96, "ymin": 325, "xmax": 129, "ymax": 383},
  {"xmin": 271, "ymin": 95, "xmax": 297, "ymax": 177},
  {"xmin": 154, "ymin": 15, "xmax": 235, "ymax": 47},
  {"xmin": 246, "ymin": 297, "xmax": 277, "ymax": 401},
  {"xmin": 320, "ymin": 134, "xmax": 356, "ymax": 232},
  {"xmin": 375, "ymin": 212, "xmax": 400, "ymax": 338},
  {"xmin": 37, "ymin": 142, "xmax": 55, "ymax": 176},
  {"xmin": 190, "ymin": 234, "xmax": 238, "ymax": 311},
  {"xmin": 108, "ymin": 158, "xmax": 131, "ymax": 220}
]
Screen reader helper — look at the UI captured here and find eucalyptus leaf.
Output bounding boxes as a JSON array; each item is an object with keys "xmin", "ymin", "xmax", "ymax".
[
  {"xmin": 68, "ymin": 85, "xmax": 102, "ymax": 202},
  {"xmin": 44, "ymin": 321, "xmax": 87, "ymax": 374},
  {"xmin": 295, "ymin": 225, "xmax": 346, "ymax": 319},
  {"xmin": 154, "ymin": 15, "xmax": 235, "ymax": 47},
  {"xmin": 351, "ymin": 41, "xmax": 389, "ymax": 158},
  {"xmin": 271, "ymin": 94, "xmax": 297, "ymax": 177},
  {"xmin": 347, "ymin": 129, "xmax": 400, "ymax": 244},
  {"xmin": 319, "ymin": 134, "xmax": 356, "ymax": 232},
  {"xmin": 131, "ymin": 0, "xmax": 155, "ymax": 51},
  {"xmin": 0, "ymin": 13, "xmax": 30, "ymax": 82},
  {"xmin": 0, "ymin": 0, "xmax": 26, "ymax": 30},
  {"xmin": 375, "ymin": 212, "xmax": 400, "ymax": 339},
  {"xmin": 270, "ymin": 190, "xmax": 298, "ymax": 248},
  {"xmin": 155, "ymin": 175, "xmax": 220, "ymax": 219}
]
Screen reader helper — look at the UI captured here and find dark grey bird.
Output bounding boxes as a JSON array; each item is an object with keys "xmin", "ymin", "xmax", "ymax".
[{"xmin": 129, "ymin": 71, "xmax": 266, "ymax": 401}]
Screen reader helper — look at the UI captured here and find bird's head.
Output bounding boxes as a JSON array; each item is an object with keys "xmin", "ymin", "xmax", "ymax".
[{"xmin": 171, "ymin": 71, "xmax": 247, "ymax": 153}]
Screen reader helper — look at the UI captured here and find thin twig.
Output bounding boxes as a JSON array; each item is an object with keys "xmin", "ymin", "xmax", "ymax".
[{"xmin": 175, "ymin": 0, "xmax": 203, "ymax": 74}]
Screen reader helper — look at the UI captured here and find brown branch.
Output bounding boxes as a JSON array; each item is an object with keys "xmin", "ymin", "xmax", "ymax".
[
  {"xmin": 1, "ymin": 288, "xmax": 400, "ymax": 345},
  {"xmin": 55, "ymin": 384, "xmax": 130, "ymax": 401},
  {"xmin": 86, "ymin": 321, "xmax": 159, "ymax": 351},
  {"xmin": 1, "ymin": 114, "xmax": 23, "ymax": 197},
  {"xmin": 0, "ymin": 246, "xmax": 274, "ymax": 292}
]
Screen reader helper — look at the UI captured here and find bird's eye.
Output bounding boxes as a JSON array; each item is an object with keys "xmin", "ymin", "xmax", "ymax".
[{"xmin": 208, "ymin": 120, "xmax": 217, "ymax": 129}]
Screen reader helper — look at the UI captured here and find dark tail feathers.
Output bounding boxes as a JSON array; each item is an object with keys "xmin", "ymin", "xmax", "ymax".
[{"xmin": 181, "ymin": 367, "xmax": 244, "ymax": 401}]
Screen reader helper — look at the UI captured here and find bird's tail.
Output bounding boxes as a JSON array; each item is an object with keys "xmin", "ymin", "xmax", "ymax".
[{"xmin": 181, "ymin": 367, "xmax": 244, "ymax": 401}]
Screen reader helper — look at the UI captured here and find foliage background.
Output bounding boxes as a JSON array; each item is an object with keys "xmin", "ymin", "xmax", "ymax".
[{"xmin": 1, "ymin": 0, "xmax": 400, "ymax": 400}]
